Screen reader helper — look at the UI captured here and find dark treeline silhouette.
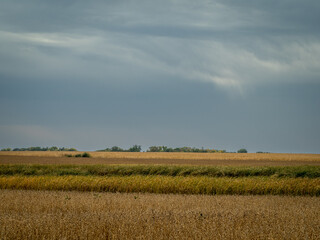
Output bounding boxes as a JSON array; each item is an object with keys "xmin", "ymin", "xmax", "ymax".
[{"xmin": 1, "ymin": 146, "xmax": 77, "ymax": 151}]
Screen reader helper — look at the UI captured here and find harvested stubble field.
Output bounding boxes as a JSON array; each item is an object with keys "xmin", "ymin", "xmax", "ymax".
[
  {"xmin": 0, "ymin": 190, "xmax": 319, "ymax": 240},
  {"xmin": 1, "ymin": 152, "xmax": 320, "ymax": 166}
]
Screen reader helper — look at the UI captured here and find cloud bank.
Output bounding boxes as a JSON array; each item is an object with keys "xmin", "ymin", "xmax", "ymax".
[{"xmin": 1, "ymin": 0, "xmax": 319, "ymax": 90}]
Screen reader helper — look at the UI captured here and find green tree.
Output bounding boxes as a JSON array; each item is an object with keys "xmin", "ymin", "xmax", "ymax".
[
  {"xmin": 129, "ymin": 145, "xmax": 142, "ymax": 152},
  {"xmin": 237, "ymin": 148, "xmax": 248, "ymax": 153},
  {"xmin": 111, "ymin": 146, "xmax": 123, "ymax": 152},
  {"xmin": 1, "ymin": 148, "xmax": 11, "ymax": 151},
  {"xmin": 148, "ymin": 146, "xmax": 161, "ymax": 152},
  {"xmin": 49, "ymin": 146, "xmax": 59, "ymax": 151}
]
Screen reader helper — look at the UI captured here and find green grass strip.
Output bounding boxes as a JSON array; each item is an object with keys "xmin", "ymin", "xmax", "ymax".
[
  {"xmin": 0, "ymin": 175, "xmax": 319, "ymax": 196},
  {"xmin": 0, "ymin": 164, "xmax": 320, "ymax": 178}
]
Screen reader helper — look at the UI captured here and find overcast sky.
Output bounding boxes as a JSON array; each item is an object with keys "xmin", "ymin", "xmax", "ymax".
[{"xmin": 1, "ymin": 0, "xmax": 320, "ymax": 153}]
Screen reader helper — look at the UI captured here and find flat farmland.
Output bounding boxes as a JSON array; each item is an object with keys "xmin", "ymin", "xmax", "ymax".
[
  {"xmin": 1, "ymin": 152, "xmax": 320, "ymax": 239},
  {"xmin": 0, "ymin": 152, "xmax": 320, "ymax": 195},
  {"xmin": 1, "ymin": 152, "xmax": 320, "ymax": 166}
]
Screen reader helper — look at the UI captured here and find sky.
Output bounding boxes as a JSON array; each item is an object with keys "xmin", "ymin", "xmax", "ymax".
[{"xmin": 0, "ymin": 0, "xmax": 320, "ymax": 153}]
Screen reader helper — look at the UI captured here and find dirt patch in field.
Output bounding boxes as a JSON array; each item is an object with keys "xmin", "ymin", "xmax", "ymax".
[{"xmin": 1, "ymin": 155, "xmax": 319, "ymax": 166}]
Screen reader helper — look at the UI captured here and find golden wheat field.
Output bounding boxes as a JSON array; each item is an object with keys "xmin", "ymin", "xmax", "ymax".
[{"xmin": 0, "ymin": 190, "xmax": 319, "ymax": 240}]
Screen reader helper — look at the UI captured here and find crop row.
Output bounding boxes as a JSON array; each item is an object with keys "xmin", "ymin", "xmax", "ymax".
[
  {"xmin": 1, "ymin": 164, "xmax": 319, "ymax": 178},
  {"xmin": 0, "ymin": 175, "xmax": 319, "ymax": 195}
]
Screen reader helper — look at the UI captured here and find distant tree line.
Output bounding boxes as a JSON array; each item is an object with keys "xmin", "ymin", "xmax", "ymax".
[
  {"xmin": 97, "ymin": 145, "xmax": 228, "ymax": 153},
  {"xmin": 1, "ymin": 145, "xmax": 252, "ymax": 153},
  {"xmin": 1, "ymin": 146, "xmax": 77, "ymax": 151},
  {"xmin": 147, "ymin": 146, "xmax": 226, "ymax": 153},
  {"xmin": 97, "ymin": 145, "xmax": 142, "ymax": 152}
]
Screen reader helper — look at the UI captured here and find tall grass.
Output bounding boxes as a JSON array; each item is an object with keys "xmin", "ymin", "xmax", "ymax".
[
  {"xmin": 1, "ymin": 164, "xmax": 319, "ymax": 178},
  {"xmin": 0, "ymin": 175, "xmax": 319, "ymax": 196}
]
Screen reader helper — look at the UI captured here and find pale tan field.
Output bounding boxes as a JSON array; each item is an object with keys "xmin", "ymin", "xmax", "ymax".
[
  {"xmin": 2, "ymin": 151, "xmax": 320, "ymax": 160},
  {"xmin": 1, "ymin": 152, "xmax": 320, "ymax": 166},
  {"xmin": 0, "ymin": 190, "xmax": 319, "ymax": 240}
]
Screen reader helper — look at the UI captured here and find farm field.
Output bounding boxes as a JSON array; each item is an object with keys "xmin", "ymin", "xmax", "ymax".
[
  {"xmin": 1, "ymin": 151, "xmax": 320, "ymax": 166},
  {"xmin": 1, "ymin": 190, "xmax": 319, "ymax": 240},
  {"xmin": 0, "ymin": 152, "xmax": 320, "ymax": 196},
  {"xmin": 1, "ymin": 152, "xmax": 320, "ymax": 239},
  {"xmin": 0, "ymin": 164, "xmax": 319, "ymax": 195}
]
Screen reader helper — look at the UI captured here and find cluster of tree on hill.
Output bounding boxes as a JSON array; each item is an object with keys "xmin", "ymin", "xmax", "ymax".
[
  {"xmin": 1, "ymin": 146, "xmax": 77, "ymax": 151},
  {"xmin": 147, "ymin": 146, "xmax": 226, "ymax": 153}
]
